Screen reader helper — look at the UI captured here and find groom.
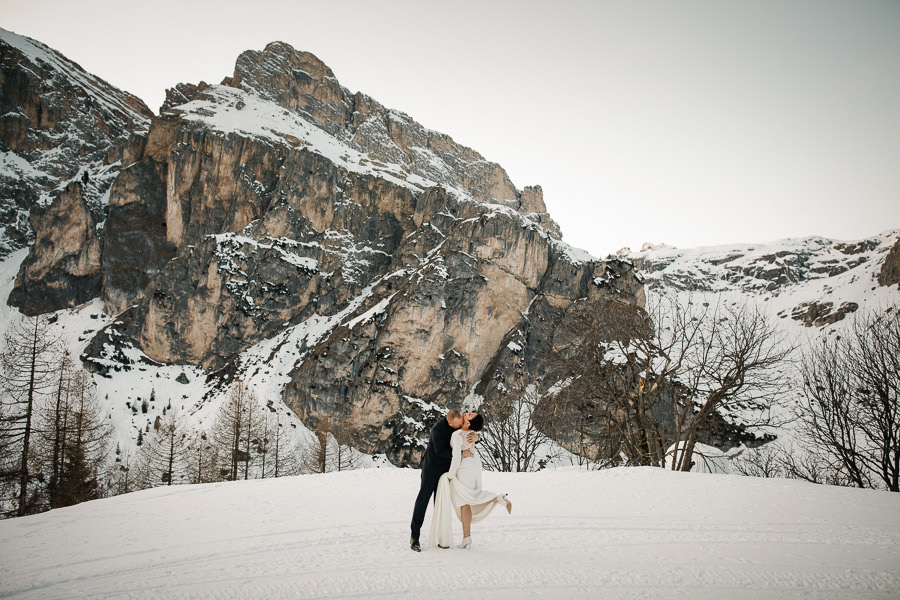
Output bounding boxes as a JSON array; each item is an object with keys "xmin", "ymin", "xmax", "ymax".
[{"xmin": 409, "ymin": 409, "xmax": 477, "ymax": 551}]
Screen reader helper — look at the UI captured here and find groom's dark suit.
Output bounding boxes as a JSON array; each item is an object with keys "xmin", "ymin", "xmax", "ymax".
[{"xmin": 410, "ymin": 416, "xmax": 456, "ymax": 544}]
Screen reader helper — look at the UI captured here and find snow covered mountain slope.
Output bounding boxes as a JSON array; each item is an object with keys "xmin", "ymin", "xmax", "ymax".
[
  {"xmin": 614, "ymin": 232, "xmax": 900, "ymax": 461},
  {"xmin": 0, "ymin": 467, "xmax": 897, "ymax": 599},
  {"xmin": 621, "ymin": 230, "xmax": 900, "ymax": 336}
]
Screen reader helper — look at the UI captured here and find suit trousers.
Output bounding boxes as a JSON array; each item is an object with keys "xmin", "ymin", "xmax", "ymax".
[{"xmin": 410, "ymin": 460, "xmax": 447, "ymax": 541}]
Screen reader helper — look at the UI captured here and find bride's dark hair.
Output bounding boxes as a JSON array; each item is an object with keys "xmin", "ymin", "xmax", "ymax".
[{"xmin": 468, "ymin": 414, "xmax": 484, "ymax": 431}]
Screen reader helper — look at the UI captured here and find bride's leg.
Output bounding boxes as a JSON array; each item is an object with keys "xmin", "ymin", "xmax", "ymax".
[{"xmin": 460, "ymin": 504, "xmax": 472, "ymax": 538}]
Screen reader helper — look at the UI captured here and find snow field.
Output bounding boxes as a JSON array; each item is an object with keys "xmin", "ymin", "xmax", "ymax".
[{"xmin": 1, "ymin": 467, "xmax": 898, "ymax": 599}]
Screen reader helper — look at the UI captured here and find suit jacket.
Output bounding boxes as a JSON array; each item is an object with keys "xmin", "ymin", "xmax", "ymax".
[{"xmin": 422, "ymin": 417, "xmax": 455, "ymax": 472}]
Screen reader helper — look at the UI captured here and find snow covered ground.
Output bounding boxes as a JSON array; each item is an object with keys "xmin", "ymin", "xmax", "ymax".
[{"xmin": 1, "ymin": 467, "xmax": 898, "ymax": 599}]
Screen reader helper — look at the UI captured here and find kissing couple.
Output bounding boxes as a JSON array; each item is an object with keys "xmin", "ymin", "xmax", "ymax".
[{"xmin": 409, "ymin": 409, "xmax": 512, "ymax": 551}]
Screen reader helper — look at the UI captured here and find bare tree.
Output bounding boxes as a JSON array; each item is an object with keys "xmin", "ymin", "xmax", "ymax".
[
  {"xmin": 544, "ymin": 294, "xmax": 791, "ymax": 471},
  {"xmin": 26, "ymin": 350, "xmax": 77, "ymax": 511},
  {"xmin": 36, "ymin": 364, "xmax": 113, "ymax": 508},
  {"xmin": 666, "ymin": 300, "xmax": 792, "ymax": 471},
  {"xmin": 731, "ymin": 444, "xmax": 784, "ymax": 479},
  {"xmin": 479, "ymin": 385, "xmax": 556, "ymax": 472},
  {"xmin": 798, "ymin": 304, "xmax": 900, "ymax": 491},
  {"xmin": 541, "ymin": 298, "xmax": 664, "ymax": 467},
  {"xmin": 107, "ymin": 444, "xmax": 140, "ymax": 496},
  {"xmin": 301, "ymin": 403, "xmax": 360, "ymax": 474},
  {"xmin": 0, "ymin": 316, "xmax": 61, "ymax": 517},
  {"xmin": 258, "ymin": 401, "xmax": 303, "ymax": 478},
  {"xmin": 135, "ymin": 409, "xmax": 190, "ymax": 487},
  {"xmin": 210, "ymin": 380, "xmax": 265, "ymax": 481},
  {"xmin": 301, "ymin": 421, "xmax": 330, "ymax": 474},
  {"xmin": 733, "ymin": 441, "xmax": 854, "ymax": 487},
  {"xmin": 185, "ymin": 431, "xmax": 219, "ymax": 484}
]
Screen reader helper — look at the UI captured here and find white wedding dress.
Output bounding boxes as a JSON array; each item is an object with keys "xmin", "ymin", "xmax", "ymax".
[{"xmin": 428, "ymin": 429, "xmax": 504, "ymax": 549}]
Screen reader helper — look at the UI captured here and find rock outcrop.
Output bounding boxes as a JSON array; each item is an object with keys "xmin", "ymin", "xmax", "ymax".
[
  {"xmin": 7, "ymin": 180, "xmax": 102, "ymax": 314},
  {"xmin": 1, "ymin": 27, "xmax": 151, "ymax": 312},
  {"xmin": 878, "ymin": 237, "xmax": 900, "ymax": 289}
]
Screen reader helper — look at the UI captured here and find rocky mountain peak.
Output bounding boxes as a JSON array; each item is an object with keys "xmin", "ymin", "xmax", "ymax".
[
  {"xmin": 211, "ymin": 40, "xmax": 560, "ymax": 233},
  {"xmin": 236, "ymin": 41, "xmax": 337, "ymax": 87},
  {"xmin": 231, "ymin": 42, "xmax": 340, "ymax": 123}
]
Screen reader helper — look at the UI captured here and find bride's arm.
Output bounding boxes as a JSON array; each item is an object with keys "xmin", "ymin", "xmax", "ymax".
[{"xmin": 447, "ymin": 432, "xmax": 461, "ymax": 480}]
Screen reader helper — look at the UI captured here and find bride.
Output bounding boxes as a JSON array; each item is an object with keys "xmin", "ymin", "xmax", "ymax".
[{"xmin": 429, "ymin": 412, "xmax": 512, "ymax": 549}]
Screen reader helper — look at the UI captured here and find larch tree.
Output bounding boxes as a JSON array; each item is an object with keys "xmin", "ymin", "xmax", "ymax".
[
  {"xmin": 258, "ymin": 400, "xmax": 303, "ymax": 478},
  {"xmin": 300, "ymin": 402, "xmax": 360, "ymax": 474},
  {"xmin": 0, "ymin": 316, "xmax": 61, "ymax": 517},
  {"xmin": 185, "ymin": 431, "xmax": 219, "ymax": 484},
  {"xmin": 211, "ymin": 380, "xmax": 264, "ymax": 481},
  {"xmin": 36, "ymin": 361, "xmax": 113, "ymax": 508},
  {"xmin": 136, "ymin": 408, "xmax": 190, "ymax": 487}
]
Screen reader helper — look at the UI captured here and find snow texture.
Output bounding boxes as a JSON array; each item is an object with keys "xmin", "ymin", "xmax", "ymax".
[{"xmin": 0, "ymin": 467, "xmax": 897, "ymax": 599}]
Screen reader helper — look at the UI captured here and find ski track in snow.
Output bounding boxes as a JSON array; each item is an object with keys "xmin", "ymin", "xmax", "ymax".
[{"xmin": 1, "ymin": 468, "xmax": 898, "ymax": 599}]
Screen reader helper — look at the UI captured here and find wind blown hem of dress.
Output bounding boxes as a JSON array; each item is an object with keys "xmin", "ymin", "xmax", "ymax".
[{"xmin": 427, "ymin": 468, "xmax": 502, "ymax": 549}]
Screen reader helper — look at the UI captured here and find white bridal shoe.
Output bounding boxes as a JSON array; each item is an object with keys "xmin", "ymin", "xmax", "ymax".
[{"xmin": 457, "ymin": 537, "xmax": 472, "ymax": 549}]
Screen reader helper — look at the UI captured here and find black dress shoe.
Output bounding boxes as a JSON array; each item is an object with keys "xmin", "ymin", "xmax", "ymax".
[{"xmin": 410, "ymin": 538, "xmax": 421, "ymax": 552}]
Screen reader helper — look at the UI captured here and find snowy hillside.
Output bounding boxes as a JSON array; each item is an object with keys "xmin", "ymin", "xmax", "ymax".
[
  {"xmin": 621, "ymin": 231, "xmax": 900, "ymax": 331},
  {"xmin": 1, "ymin": 467, "xmax": 898, "ymax": 599},
  {"xmin": 0, "ymin": 247, "xmax": 318, "ymax": 460}
]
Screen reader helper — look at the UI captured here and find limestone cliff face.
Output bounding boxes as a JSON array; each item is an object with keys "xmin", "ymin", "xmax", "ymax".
[
  {"xmin": 7, "ymin": 180, "xmax": 101, "ymax": 314},
  {"xmin": 6, "ymin": 35, "xmax": 642, "ymax": 465},
  {"xmin": 1, "ymin": 27, "xmax": 151, "ymax": 311}
]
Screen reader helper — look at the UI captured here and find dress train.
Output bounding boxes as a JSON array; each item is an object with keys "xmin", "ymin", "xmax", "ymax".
[{"xmin": 427, "ymin": 458, "xmax": 503, "ymax": 549}]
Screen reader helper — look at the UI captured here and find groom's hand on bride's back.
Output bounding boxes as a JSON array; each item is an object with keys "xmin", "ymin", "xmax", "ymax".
[{"xmin": 466, "ymin": 432, "xmax": 479, "ymax": 444}]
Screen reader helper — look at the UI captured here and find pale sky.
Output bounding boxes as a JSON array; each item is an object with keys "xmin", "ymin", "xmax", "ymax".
[{"xmin": 3, "ymin": 0, "xmax": 899, "ymax": 256}]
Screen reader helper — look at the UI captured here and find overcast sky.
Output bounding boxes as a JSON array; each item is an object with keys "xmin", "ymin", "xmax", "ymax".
[{"xmin": 3, "ymin": 0, "xmax": 898, "ymax": 256}]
